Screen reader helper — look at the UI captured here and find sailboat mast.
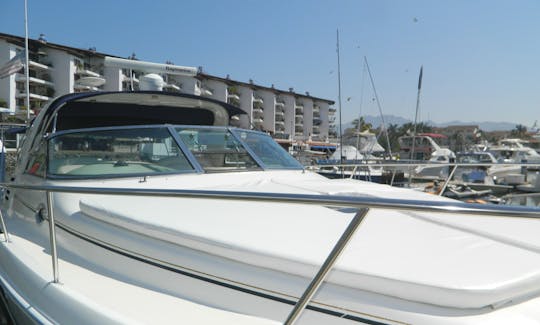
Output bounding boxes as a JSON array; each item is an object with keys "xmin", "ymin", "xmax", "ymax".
[
  {"xmin": 336, "ymin": 29, "xmax": 344, "ymax": 170},
  {"xmin": 411, "ymin": 66, "xmax": 423, "ymax": 160}
]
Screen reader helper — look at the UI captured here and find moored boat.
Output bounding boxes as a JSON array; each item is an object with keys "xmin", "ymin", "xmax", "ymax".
[{"xmin": 2, "ymin": 91, "xmax": 540, "ymax": 324}]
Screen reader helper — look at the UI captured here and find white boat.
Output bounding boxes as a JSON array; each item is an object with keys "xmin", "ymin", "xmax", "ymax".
[
  {"xmin": 317, "ymin": 145, "xmax": 386, "ymax": 182},
  {"xmin": 399, "ymin": 134, "xmax": 456, "ymax": 180},
  {"xmin": 2, "ymin": 91, "xmax": 540, "ymax": 324},
  {"xmin": 485, "ymin": 138, "xmax": 540, "ymax": 184},
  {"xmin": 316, "ymin": 132, "xmax": 387, "ymax": 182}
]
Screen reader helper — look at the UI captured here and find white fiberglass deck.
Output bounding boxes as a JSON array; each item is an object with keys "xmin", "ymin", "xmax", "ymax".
[
  {"xmin": 0, "ymin": 216, "xmax": 279, "ymax": 325},
  {"xmin": 56, "ymin": 170, "xmax": 540, "ymax": 310}
]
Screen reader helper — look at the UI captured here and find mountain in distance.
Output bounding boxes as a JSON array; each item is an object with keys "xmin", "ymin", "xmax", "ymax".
[{"xmin": 344, "ymin": 114, "xmax": 519, "ymax": 132}]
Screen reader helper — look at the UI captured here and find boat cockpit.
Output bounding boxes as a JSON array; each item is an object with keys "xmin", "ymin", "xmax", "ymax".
[{"xmin": 18, "ymin": 91, "xmax": 303, "ymax": 180}]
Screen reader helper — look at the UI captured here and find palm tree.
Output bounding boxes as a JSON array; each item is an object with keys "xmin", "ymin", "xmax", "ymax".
[
  {"xmin": 510, "ymin": 124, "xmax": 529, "ymax": 139},
  {"xmin": 351, "ymin": 117, "xmax": 373, "ymax": 133}
]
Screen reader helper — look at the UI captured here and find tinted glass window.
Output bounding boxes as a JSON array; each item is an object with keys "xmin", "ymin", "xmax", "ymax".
[{"xmin": 48, "ymin": 127, "xmax": 194, "ymax": 177}]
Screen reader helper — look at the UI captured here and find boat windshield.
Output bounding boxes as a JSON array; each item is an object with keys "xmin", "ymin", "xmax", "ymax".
[
  {"xmin": 175, "ymin": 127, "xmax": 261, "ymax": 172},
  {"xmin": 48, "ymin": 127, "xmax": 195, "ymax": 177},
  {"xmin": 174, "ymin": 127, "xmax": 302, "ymax": 171},
  {"xmin": 47, "ymin": 125, "xmax": 302, "ymax": 178},
  {"xmin": 230, "ymin": 129, "xmax": 303, "ymax": 169}
]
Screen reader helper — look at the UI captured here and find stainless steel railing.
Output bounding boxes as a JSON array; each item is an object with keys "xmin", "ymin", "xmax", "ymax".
[{"xmin": 1, "ymin": 183, "xmax": 540, "ymax": 324}]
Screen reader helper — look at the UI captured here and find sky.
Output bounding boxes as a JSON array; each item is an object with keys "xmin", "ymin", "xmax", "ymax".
[{"xmin": 2, "ymin": 0, "xmax": 540, "ymax": 127}]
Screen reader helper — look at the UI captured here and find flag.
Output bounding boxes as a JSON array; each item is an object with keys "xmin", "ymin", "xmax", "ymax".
[{"xmin": 0, "ymin": 50, "xmax": 25, "ymax": 79}]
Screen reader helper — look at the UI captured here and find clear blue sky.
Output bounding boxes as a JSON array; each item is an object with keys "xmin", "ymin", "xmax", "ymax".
[{"xmin": 2, "ymin": 0, "xmax": 539, "ymax": 127}]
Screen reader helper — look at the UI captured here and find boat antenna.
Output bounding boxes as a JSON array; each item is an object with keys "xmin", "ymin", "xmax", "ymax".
[
  {"xmin": 336, "ymin": 29, "xmax": 344, "ymax": 176},
  {"xmin": 364, "ymin": 56, "xmax": 392, "ymax": 158},
  {"xmin": 24, "ymin": 0, "xmax": 31, "ymax": 124},
  {"xmin": 410, "ymin": 65, "xmax": 423, "ymax": 161}
]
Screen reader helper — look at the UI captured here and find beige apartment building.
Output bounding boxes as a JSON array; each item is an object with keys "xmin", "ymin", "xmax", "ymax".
[{"xmin": 0, "ymin": 33, "xmax": 336, "ymax": 144}]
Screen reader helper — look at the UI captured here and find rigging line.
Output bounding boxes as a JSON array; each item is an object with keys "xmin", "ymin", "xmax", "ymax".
[
  {"xmin": 336, "ymin": 29, "xmax": 344, "ymax": 177},
  {"xmin": 363, "ymin": 57, "xmax": 392, "ymax": 158},
  {"xmin": 355, "ymin": 59, "xmax": 368, "ymax": 151}
]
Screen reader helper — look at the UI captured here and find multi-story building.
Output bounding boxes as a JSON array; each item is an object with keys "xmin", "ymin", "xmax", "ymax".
[{"xmin": 0, "ymin": 33, "xmax": 336, "ymax": 145}]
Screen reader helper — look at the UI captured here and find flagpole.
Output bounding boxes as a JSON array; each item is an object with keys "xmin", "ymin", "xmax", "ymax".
[{"xmin": 24, "ymin": 0, "xmax": 31, "ymax": 123}]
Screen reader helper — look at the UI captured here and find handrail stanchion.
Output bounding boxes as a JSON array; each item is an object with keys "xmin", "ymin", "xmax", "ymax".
[
  {"xmin": 0, "ymin": 206, "xmax": 9, "ymax": 242},
  {"xmin": 350, "ymin": 165, "xmax": 357, "ymax": 179},
  {"xmin": 46, "ymin": 191, "xmax": 60, "ymax": 283},
  {"xmin": 438, "ymin": 163, "xmax": 459, "ymax": 197},
  {"xmin": 390, "ymin": 169, "xmax": 396, "ymax": 186},
  {"xmin": 284, "ymin": 208, "xmax": 370, "ymax": 325}
]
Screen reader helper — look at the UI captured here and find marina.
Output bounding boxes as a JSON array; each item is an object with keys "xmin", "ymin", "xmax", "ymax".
[
  {"xmin": 1, "ymin": 91, "xmax": 540, "ymax": 324},
  {"xmin": 2, "ymin": 1, "xmax": 540, "ymax": 324}
]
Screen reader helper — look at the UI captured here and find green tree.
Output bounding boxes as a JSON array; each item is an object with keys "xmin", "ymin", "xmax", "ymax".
[{"xmin": 510, "ymin": 124, "xmax": 529, "ymax": 139}]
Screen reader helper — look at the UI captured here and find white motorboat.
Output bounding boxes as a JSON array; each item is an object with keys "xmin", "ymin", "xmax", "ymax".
[
  {"xmin": 485, "ymin": 138, "xmax": 540, "ymax": 184},
  {"xmin": 2, "ymin": 91, "xmax": 540, "ymax": 324},
  {"xmin": 398, "ymin": 134, "xmax": 456, "ymax": 180},
  {"xmin": 316, "ymin": 146, "xmax": 385, "ymax": 182}
]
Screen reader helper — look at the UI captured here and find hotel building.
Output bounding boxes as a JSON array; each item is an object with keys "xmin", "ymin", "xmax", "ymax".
[{"xmin": 0, "ymin": 33, "xmax": 337, "ymax": 145}]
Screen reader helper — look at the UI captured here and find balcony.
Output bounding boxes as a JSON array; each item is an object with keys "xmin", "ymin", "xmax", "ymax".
[
  {"xmin": 28, "ymin": 60, "xmax": 51, "ymax": 71},
  {"xmin": 200, "ymin": 86, "xmax": 213, "ymax": 96},
  {"xmin": 227, "ymin": 93, "xmax": 240, "ymax": 101},
  {"xmin": 74, "ymin": 84, "xmax": 101, "ymax": 92},
  {"xmin": 164, "ymin": 83, "xmax": 181, "ymax": 91},
  {"xmin": 313, "ymin": 105, "xmax": 320, "ymax": 112},
  {"xmin": 275, "ymin": 120, "xmax": 285, "ymax": 126},
  {"xmin": 227, "ymin": 86, "xmax": 240, "ymax": 101},
  {"xmin": 16, "ymin": 79, "xmax": 55, "ymax": 101},
  {"xmin": 253, "ymin": 107, "xmax": 263, "ymax": 115},
  {"xmin": 76, "ymin": 69, "xmax": 101, "ymax": 77},
  {"xmin": 295, "ymin": 116, "xmax": 303, "ymax": 123},
  {"xmin": 228, "ymin": 97, "xmax": 240, "ymax": 107},
  {"xmin": 15, "ymin": 74, "xmax": 55, "ymax": 88},
  {"xmin": 122, "ymin": 74, "xmax": 139, "ymax": 84},
  {"xmin": 329, "ymin": 107, "xmax": 336, "ymax": 113},
  {"xmin": 16, "ymin": 92, "xmax": 50, "ymax": 102},
  {"xmin": 275, "ymin": 100, "xmax": 285, "ymax": 107},
  {"xmin": 253, "ymin": 95, "xmax": 263, "ymax": 104},
  {"xmin": 253, "ymin": 118, "xmax": 264, "ymax": 125}
]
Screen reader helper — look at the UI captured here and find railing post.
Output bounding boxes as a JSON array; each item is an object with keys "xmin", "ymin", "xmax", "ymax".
[
  {"xmin": 0, "ymin": 207, "xmax": 9, "ymax": 242},
  {"xmin": 350, "ymin": 165, "xmax": 358, "ymax": 179},
  {"xmin": 438, "ymin": 163, "xmax": 459, "ymax": 197},
  {"xmin": 284, "ymin": 208, "xmax": 370, "ymax": 325},
  {"xmin": 46, "ymin": 191, "xmax": 59, "ymax": 283}
]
